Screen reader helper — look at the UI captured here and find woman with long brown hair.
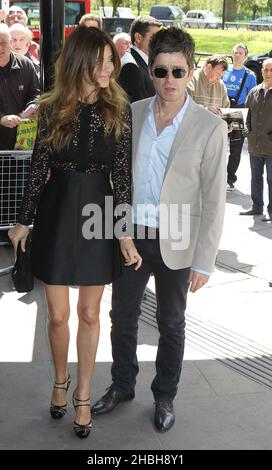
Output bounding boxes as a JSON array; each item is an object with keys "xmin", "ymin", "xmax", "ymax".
[{"xmin": 9, "ymin": 26, "xmax": 141, "ymax": 439}]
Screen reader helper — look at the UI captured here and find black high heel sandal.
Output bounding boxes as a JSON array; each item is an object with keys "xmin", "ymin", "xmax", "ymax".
[
  {"xmin": 50, "ymin": 373, "xmax": 71, "ymax": 419},
  {"xmin": 72, "ymin": 393, "xmax": 92, "ymax": 439}
]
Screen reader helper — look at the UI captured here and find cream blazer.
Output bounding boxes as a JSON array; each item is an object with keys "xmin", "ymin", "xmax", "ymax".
[{"xmin": 131, "ymin": 96, "xmax": 228, "ymax": 273}]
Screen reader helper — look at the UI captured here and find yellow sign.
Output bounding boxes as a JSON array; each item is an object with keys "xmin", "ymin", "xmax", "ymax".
[{"xmin": 14, "ymin": 119, "xmax": 37, "ymax": 151}]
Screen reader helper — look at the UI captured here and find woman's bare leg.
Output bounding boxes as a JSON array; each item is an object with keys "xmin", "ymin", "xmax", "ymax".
[
  {"xmin": 75, "ymin": 285, "xmax": 104, "ymax": 425},
  {"xmin": 44, "ymin": 284, "xmax": 70, "ymax": 406}
]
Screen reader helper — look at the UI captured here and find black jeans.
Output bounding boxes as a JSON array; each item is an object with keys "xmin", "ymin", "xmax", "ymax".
[
  {"xmin": 227, "ymin": 130, "xmax": 244, "ymax": 184},
  {"xmin": 110, "ymin": 233, "xmax": 190, "ymax": 401},
  {"xmin": 250, "ymin": 155, "xmax": 272, "ymax": 215}
]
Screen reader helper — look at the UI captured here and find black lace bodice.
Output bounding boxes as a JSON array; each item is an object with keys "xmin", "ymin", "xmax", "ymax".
[{"xmin": 18, "ymin": 102, "xmax": 132, "ymax": 225}]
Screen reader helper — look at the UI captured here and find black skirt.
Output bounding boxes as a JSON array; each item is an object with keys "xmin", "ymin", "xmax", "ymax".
[{"xmin": 31, "ymin": 169, "xmax": 122, "ymax": 285}]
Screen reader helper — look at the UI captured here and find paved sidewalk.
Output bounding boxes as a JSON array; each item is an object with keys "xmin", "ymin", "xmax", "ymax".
[{"xmin": 0, "ymin": 143, "xmax": 272, "ymax": 450}]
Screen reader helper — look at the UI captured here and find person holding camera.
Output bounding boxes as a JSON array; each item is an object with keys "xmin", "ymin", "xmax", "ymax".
[
  {"xmin": 222, "ymin": 44, "xmax": 256, "ymax": 190},
  {"xmin": 187, "ymin": 55, "xmax": 229, "ymax": 115}
]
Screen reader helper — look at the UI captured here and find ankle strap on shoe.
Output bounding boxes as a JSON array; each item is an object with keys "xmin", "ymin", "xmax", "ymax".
[
  {"xmin": 53, "ymin": 373, "xmax": 71, "ymax": 390},
  {"xmin": 73, "ymin": 394, "xmax": 90, "ymax": 407}
]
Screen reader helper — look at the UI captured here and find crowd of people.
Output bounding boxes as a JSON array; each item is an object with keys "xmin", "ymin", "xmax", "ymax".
[{"xmin": 1, "ymin": 5, "xmax": 272, "ymax": 441}]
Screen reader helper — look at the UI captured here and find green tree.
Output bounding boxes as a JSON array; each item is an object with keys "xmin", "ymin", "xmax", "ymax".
[
  {"xmin": 225, "ymin": 0, "xmax": 238, "ymax": 21},
  {"xmin": 109, "ymin": 0, "xmax": 124, "ymax": 16},
  {"xmin": 239, "ymin": 0, "xmax": 267, "ymax": 19},
  {"xmin": 267, "ymin": 0, "xmax": 272, "ymax": 14}
]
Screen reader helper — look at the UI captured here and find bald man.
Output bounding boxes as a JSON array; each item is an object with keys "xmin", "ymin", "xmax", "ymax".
[{"xmin": 5, "ymin": 6, "xmax": 28, "ymax": 27}]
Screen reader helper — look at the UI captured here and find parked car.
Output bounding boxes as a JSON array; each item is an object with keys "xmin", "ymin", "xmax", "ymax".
[
  {"xmin": 100, "ymin": 5, "xmax": 135, "ymax": 35},
  {"xmin": 248, "ymin": 16, "xmax": 272, "ymax": 31},
  {"xmin": 99, "ymin": 7, "xmax": 135, "ymax": 18},
  {"xmin": 182, "ymin": 10, "xmax": 221, "ymax": 29},
  {"xmin": 101, "ymin": 7, "xmax": 135, "ymax": 37},
  {"xmin": 149, "ymin": 5, "xmax": 185, "ymax": 25},
  {"xmin": 245, "ymin": 50, "xmax": 272, "ymax": 83}
]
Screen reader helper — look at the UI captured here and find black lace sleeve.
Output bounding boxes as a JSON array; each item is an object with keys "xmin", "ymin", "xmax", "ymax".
[
  {"xmin": 17, "ymin": 112, "xmax": 51, "ymax": 225},
  {"xmin": 111, "ymin": 104, "xmax": 132, "ymax": 207}
]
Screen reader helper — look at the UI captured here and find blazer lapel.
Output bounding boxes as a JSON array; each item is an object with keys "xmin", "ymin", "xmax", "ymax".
[
  {"xmin": 163, "ymin": 98, "xmax": 198, "ymax": 181},
  {"xmin": 131, "ymin": 48, "xmax": 149, "ymax": 72},
  {"xmin": 132, "ymin": 98, "xmax": 152, "ymax": 178},
  {"xmin": 132, "ymin": 97, "xmax": 199, "ymax": 185},
  {"xmin": 130, "ymin": 48, "xmax": 155, "ymax": 97}
]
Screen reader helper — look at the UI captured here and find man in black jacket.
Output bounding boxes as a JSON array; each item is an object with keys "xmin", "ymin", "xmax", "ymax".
[
  {"xmin": 119, "ymin": 16, "xmax": 161, "ymax": 103},
  {"xmin": 0, "ymin": 24, "xmax": 39, "ymax": 150},
  {"xmin": 0, "ymin": 24, "xmax": 39, "ymax": 230}
]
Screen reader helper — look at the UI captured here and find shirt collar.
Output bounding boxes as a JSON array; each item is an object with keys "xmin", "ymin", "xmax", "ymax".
[
  {"xmin": 10, "ymin": 52, "xmax": 20, "ymax": 70},
  {"xmin": 262, "ymin": 82, "xmax": 272, "ymax": 91},
  {"xmin": 131, "ymin": 45, "xmax": 149, "ymax": 65},
  {"xmin": 148, "ymin": 93, "xmax": 190, "ymax": 129}
]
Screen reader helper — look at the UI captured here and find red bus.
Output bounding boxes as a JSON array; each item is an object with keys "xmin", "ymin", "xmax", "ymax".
[{"xmin": 9, "ymin": 1, "xmax": 91, "ymax": 41}]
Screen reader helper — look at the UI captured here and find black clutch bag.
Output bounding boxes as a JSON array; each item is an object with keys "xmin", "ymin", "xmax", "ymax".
[{"xmin": 12, "ymin": 235, "xmax": 34, "ymax": 293}]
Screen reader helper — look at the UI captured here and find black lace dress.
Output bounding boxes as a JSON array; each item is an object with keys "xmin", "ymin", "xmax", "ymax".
[{"xmin": 18, "ymin": 102, "xmax": 132, "ymax": 285}]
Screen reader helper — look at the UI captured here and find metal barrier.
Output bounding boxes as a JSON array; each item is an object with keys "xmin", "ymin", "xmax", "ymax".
[
  {"xmin": 0, "ymin": 150, "xmax": 32, "ymax": 276},
  {"xmin": 223, "ymin": 21, "xmax": 272, "ymax": 30},
  {"xmin": 194, "ymin": 52, "xmax": 232, "ymax": 68}
]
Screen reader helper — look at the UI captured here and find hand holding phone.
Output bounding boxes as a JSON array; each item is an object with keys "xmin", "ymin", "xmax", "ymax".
[{"xmin": 21, "ymin": 104, "xmax": 38, "ymax": 118}]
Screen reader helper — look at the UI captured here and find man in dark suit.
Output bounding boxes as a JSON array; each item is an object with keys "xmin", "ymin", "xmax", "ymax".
[{"xmin": 119, "ymin": 16, "xmax": 161, "ymax": 102}]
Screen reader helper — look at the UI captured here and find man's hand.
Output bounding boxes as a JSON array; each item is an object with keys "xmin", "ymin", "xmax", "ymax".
[
  {"xmin": 188, "ymin": 270, "xmax": 209, "ymax": 293},
  {"xmin": 227, "ymin": 123, "xmax": 234, "ymax": 133},
  {"xmin": 0, "ymin": 115, "xmax": 22, "ymax": 128},
  {"xmin": 208, "ymin": 106, "xmax": 221, "ymax": 115},
  {"xmin": 119, "ymin": 238, "xmax": 142, "ymax": 271},
  {"xmin": 242, "ymin": 127, "xmax": 248, "ymax": 137}
]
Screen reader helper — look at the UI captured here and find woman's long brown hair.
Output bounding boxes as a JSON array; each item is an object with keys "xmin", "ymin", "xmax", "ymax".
[{"xmin": 38, "ymin": 26, "xmax": 128, "ymax": 151}]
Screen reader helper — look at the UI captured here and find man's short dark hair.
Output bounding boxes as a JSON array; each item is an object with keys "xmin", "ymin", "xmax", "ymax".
[
  {"xmin": 148, "ymin": 27, "xmax": 195, "ymax": 71},
  {"xmin": 205, "ymin": 55, "xmax": 228, "ymax": 71},
  {"xmin": 130, "ymin": 15, "xmax": 161, "ymax": 45},
  {"xmin": 233, "ymin": 43, "xmax": 248, "ymax": 56}
]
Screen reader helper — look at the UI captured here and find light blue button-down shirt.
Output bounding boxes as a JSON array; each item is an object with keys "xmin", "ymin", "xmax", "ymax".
[
  {"xmin": 133, "ymin": 95, "xmax": 189, "ymax": 228},
  {"xmin": 132, "ymin": 94, "xmax": 210, "ymax": 276}
]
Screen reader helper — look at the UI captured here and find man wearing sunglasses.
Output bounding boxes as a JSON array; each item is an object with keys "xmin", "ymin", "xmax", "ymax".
[
  {"xmin": 5, "ymin": 6, "xmax": 28, "ymax": 27},
  {"xmin": 93, "ymin": 27, "xmax": 227, "ymax": 433}
]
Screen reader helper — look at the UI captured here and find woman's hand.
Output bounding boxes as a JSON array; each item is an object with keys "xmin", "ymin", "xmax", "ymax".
[
  {"xmin": 119, "ymin": 238, "xmax": 142, "ymax": 271},
  {"xmin": 8, "ymin": 223, "xmax": 29, "ymax": 254}
]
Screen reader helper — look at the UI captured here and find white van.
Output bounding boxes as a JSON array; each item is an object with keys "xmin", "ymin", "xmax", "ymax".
[{"xmin": 99, "ymin": 7, "xmax": 135, "ymax": 18}]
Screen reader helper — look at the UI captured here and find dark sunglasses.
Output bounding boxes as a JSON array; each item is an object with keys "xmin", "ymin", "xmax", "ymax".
[
  {"xmin": 8, "ymin": 13, "xmax": 24, "ymax": 19},
  {"xmin": 152, "ymin": 67, "xmax": 187, "ymax": 79}
]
